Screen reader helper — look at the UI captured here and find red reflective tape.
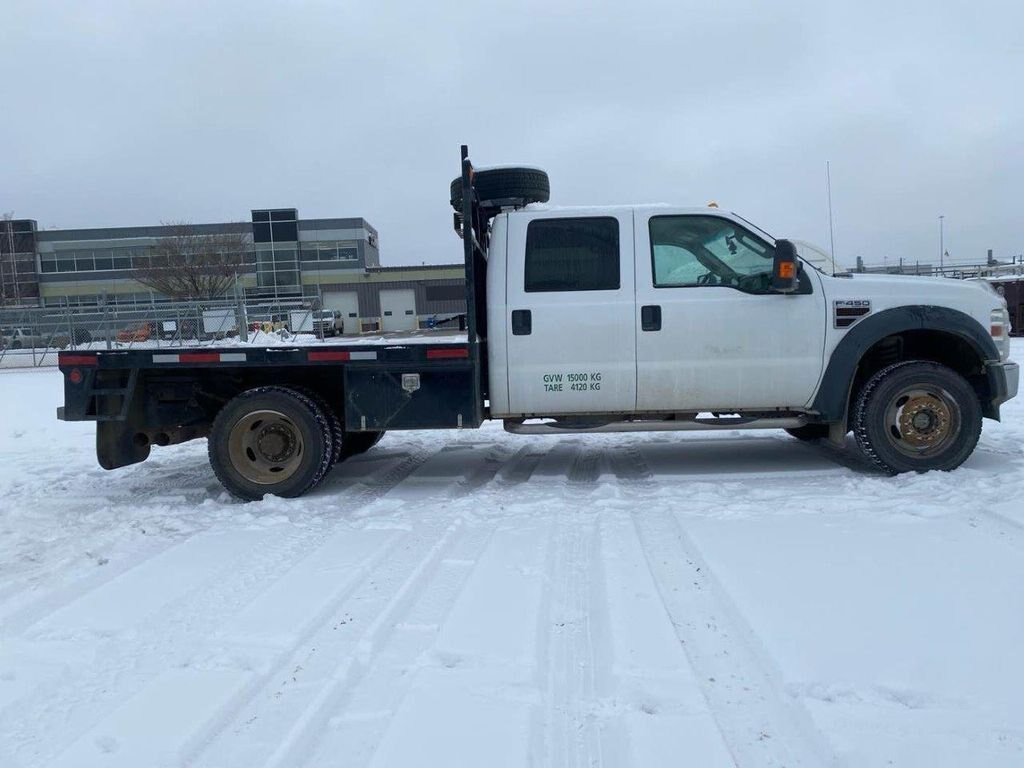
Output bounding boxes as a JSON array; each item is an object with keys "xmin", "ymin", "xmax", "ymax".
[
  {"xmin": 426, "ymin": 348, "xmax": 469, "ymax": 359},
  {"xmin": 59, "ymin": 354, "xmax": 99, "ymax": 367},
  {"xmin": 179, "ymin": 352, "xmax": 221, "ymax": 363},
  {"xmin": 308, "ymin": 350, "xmax": 351, "ymax": 362}
]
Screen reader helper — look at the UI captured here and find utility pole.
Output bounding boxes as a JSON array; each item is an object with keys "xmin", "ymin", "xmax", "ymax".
[{"xmin": 939, "ymin": 215, "xmax": 945, "ymax": 273}]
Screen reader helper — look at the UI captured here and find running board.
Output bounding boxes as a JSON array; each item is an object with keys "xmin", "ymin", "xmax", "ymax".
[{"xmin": 503, "ymin": 416, "xmax": 808, "ymax": 435}]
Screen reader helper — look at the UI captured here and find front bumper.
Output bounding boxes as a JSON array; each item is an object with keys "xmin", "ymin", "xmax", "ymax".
[{"xmin": 986, "ymin": 360, "xmax": 1019, "ymax": 415}]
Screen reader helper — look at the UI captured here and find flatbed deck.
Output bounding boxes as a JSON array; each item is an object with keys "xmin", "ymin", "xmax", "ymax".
[{"xmin": 59, "ymin": 331, "xmax": 472, "ymax": 369}]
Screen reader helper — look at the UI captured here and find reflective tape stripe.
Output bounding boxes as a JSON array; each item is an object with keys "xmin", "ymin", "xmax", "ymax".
[
  {"xmin": 180, "ymin": 352, "xmax": 220, "ymax": 363},
  {"xmin": 426, "ymin": 348, "xmax": 469, "ymax": 359},
  {"xmin": 58, "ymin": 354, "xmax": 99, "ymax": 367},
  {"xmin": 307, "ymin": 350, "xmax": 378, "ymax": 362},
  {"xmin": 308, "ymin": 350, "xmax": 349, "ymax": 362},
  {"xmin": 152, "ymin": 352, "xmax": 248, "ymax": 364}
]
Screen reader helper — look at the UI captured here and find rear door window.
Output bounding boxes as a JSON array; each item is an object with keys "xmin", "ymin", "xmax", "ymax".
[{"xmin": 525, "ymin": 217, "xmax": 619, "ymax": 292}]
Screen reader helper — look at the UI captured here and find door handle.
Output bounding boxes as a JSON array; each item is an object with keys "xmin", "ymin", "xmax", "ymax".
[
  {"xmin": 511, "ymin": 309, "xmax": 532, "ymax": 335},
  {"xmin": 641, "ymin": 305, "xmax": 661, "ymax": 331}
]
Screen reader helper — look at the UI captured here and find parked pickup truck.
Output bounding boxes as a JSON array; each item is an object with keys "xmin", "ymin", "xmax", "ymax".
[
  {"xmin": 311, "ymin": 309, "xmax": 344, "ymax": 337},
  {"xmin": 2, "ymin": 327, "xmax": 52, "ymax": 350},
  {"xmin": 57, "ymin": 146, "xmax": 1018, "ymax": 500}
]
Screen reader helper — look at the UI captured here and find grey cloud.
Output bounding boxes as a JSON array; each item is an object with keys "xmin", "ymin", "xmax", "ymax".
[{"xmin": 2, "ymin": 0, "xmax": 1020, "ymax": 268}]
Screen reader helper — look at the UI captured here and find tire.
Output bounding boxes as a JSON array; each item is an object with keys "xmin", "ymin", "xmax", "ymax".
[
  {"xmin": 853, "ymin": 361, "xmax": 982, "ymax": 474},
  {"xmin": 12, "ymin": 340, "xmax": 22, "ymax": 350},
  {"xmin": 339, "ymin": 430, "xmax": 385, "ymax": 461},
  {"xmin": 784, "ymin": 424, "xmax": 831, "ymax": 441},
  {"xmin": 449, "ymin": 167, "xmax": 550, "ymax": 210},
  {"xmin": 208, "ymin": 386, "xmax": 334, "ymax": 501},
  {"xmin": 293, "ymin": 386, "xmax": 345, "ymax": 466}
]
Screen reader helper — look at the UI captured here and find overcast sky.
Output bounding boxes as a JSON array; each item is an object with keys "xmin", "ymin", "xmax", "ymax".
[{"xmin": 2, "ymin": 0, "xmax": 1021, "ymax": 269}]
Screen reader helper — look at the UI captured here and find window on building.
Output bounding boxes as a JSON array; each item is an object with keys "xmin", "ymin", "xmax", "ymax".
[
  {"xmin": 524, "ymin": 217, "xmax": 620, "ymax": 293},
  {"xmin": 300, "ymin": 243, "xmax": 359, "ymax": 262},
  {"xmin": 425, "ymin": 284, "xmax": 464, "ymax": 302},
  {"xmin": 272, "ymin": 221, "xmax": 297, "ymax": 242}
]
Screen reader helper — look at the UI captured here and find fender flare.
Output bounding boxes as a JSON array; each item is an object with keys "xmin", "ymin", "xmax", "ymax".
[{"xmin": 811, "ymin": 305, "xmax": 998, "ymax": 422}]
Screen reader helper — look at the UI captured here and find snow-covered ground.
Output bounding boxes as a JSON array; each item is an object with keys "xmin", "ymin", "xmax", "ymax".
[{"xmin": 1, "ymin": 344, "xmax": 1023, "ymax": 767}]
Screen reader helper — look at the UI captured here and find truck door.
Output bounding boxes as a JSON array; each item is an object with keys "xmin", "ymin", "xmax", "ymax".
[
  {"xmin": 633, "ymin": 212, "xmax": 826, "ymax": 411},
  {"xmin": 506, "ymin": 211, "xmax": 636, "ymax": 415}
]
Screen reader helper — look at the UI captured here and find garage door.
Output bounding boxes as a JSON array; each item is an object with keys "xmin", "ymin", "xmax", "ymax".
[
  {"xmin": 322, "ymin": 291, "xmax": 360, "ymax": 335},
  {"xmin": 380, "ymin": 289, "xmax": 417, "ymax": 332}
]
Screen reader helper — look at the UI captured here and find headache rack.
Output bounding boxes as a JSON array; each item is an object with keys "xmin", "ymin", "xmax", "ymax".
[{"xmin": 453, "ymin": 144, "xmax": 491, "ymax": 343}]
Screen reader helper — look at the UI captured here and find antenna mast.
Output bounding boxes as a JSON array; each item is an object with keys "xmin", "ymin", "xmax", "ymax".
[{"xmin": 826, "ymin": 161, "xmax": 837, "ymax": 275}]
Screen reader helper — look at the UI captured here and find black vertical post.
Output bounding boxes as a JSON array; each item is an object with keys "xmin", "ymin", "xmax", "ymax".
[{"xmin": 460, "ymin": 145, "xmax": 476, "ymax": 344}]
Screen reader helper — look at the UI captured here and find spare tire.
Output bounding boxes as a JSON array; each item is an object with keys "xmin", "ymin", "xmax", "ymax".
[{"xmin": 450, "ymin": 166, "xmax": 550, "ymax": 211}]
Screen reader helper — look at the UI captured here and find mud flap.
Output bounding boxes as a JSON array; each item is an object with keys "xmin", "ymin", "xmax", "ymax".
[
  {"xmin": 827, "ymin": 421, "xmax": 847, "ymax": 447},
  {"xmin": 97, "ymin": 421, "xmax": 151, "ymax": 470}
]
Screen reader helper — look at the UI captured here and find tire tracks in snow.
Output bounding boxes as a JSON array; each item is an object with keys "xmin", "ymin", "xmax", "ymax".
[
  {"xmin": 0, "ymin": 459, "xmax": 215, "ymax": 614},
  {"xmin": 1, "ymin": 447, "xmax": 434, "ymax": 636},
  {"xmin": 611, "ymin": 444, "xmax": 843, "ymax": 768},
  {"xmin": 192, "ymin": 443, "xmax": 516, "ymax": 767},
  {"xmin": 292, "ymin": 518, "xmax": 499, "ymax": 767},
  {"xmin": 533, "ymin": 492, "xmax": 608, "ymax": 768},
  {"xmin": 192, "ymin": 507, "xmax": 495, "ymax": 765},
  {"xmin": 1, "ymin": 446, "xmax": 442, "ymax": 767}
]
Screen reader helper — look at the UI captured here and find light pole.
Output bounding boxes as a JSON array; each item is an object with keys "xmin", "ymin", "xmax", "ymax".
[{"xmin": 939, "ymin": 215, "xmax": 944, "ymax": 273}]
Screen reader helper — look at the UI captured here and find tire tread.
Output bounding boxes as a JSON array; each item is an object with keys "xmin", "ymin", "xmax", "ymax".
[
  {"xmin": 852, "ymin": 360, "xmax": 981, "ymax": 474},
  {"xmin": 208, "ymin": 385, "xmax": 333, "ymax": 500}
]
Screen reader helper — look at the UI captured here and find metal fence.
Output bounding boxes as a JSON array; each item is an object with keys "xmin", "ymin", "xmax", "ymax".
[{"xmin": 0, "ymin": 297, "xmax": 327, "ymax": 369}]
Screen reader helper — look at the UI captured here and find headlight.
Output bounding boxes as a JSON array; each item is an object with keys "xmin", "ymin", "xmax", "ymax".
[{"xmin": 991, "ymin": 308, "xmax": 1011, "ymax": 361}]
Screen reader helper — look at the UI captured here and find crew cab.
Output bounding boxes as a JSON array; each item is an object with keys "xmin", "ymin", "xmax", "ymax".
[{"xmin": 57, "ymin": 146, "xmax": 1019, "ymax": 500}]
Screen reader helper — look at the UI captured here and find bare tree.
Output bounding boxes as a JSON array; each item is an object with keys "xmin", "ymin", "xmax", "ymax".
[{"xmin": 132, "ymin": 222, "xmax": 251, "ymax": 300}]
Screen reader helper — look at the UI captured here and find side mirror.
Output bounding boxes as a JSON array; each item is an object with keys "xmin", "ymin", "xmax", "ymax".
[{"xmin": 772, "ymin": 239, "xmax": 799, "ymax": 293}]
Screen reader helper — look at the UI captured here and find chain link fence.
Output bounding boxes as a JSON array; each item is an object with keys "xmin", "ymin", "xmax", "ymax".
[{"xmin": 0, "ymin": 297, "xmax": 332, "ymax": 369}]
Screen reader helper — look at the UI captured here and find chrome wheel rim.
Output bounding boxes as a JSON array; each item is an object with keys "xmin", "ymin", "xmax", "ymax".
[
  {"xmin": 227, "ymin": 409, "xmax": 304, "ymax": 484},
  {"xmin": 883, "ymin": 386, "xmax": 961, "ymax": 458}
]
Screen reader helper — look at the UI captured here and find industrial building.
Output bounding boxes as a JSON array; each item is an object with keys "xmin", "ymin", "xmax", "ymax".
[{"xmin": 0, "ymin": 210, "xmax": 465, "ymax": 333}]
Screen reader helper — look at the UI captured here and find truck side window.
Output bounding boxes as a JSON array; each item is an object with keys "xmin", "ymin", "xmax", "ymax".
[
  {"xmin": 650, "ymin": 215, "xmax": 775, "ymax": 293},
  {"xmin": 525, "ymin": 217, "xmax": 619, "ymax": 292}
]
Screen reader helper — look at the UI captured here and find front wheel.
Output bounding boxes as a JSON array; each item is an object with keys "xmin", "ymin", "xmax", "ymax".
[
  {"xmin": 208, "ymin": 386, "xmax": 334, "ymax": 500},
  {"xmin": 853, "ymin": 361, "xmax": 981, "ymax": 474}
]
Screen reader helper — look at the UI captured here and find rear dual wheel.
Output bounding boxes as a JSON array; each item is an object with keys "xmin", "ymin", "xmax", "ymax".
[
  {"xmin": 209, "ymin": 386, "xmax": 334, "ymax": 501},
  {"xmin": 340, "ymin": 430, "xmax": 385, "ymax": 460},
  {"xmin": 209, "ymin": 387, "xmax": 388, "ymax": 500},
  {"xmin": 290, "ymin": 387, "xmax": 384, "ymax": 463}
]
